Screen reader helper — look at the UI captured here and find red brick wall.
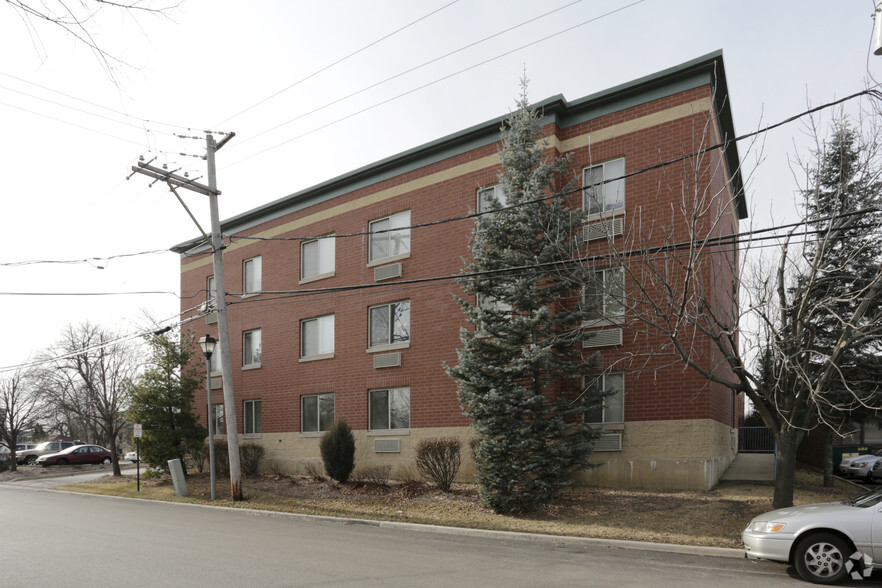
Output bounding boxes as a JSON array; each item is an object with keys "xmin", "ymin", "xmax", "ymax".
[{"xmin": 180, "ymin": 83, "xmax": 740, "ymax": 434}]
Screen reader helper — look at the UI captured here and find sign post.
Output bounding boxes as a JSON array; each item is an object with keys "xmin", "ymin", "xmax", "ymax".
[{"xmin": 133, "ymin": 424, "xmax": 142, "ymax": 492}]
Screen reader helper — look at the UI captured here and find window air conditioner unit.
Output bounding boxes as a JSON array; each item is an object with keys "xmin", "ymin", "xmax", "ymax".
[
  {"xmin": 374, "ymin": 263, "xmax": 402, "ymax": 282},
  {"xmin": 583, "ymin": 218, "xmax": 624, "ymax": 242},
  {"xmin": 582, "ymin": 328, "xmax": 623, "ymax": 348},
  {"xmin": 373, "ymin": 352, "xmax": 402, "ymax": 369}
]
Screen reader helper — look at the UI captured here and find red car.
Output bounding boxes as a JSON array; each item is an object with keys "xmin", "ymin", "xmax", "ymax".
[{"xmin": 36, "ymin": 444, "xmax": 113, "ymax": 467}]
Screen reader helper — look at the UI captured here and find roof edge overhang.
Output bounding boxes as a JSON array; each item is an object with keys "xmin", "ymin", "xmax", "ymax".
[{"xmin": 172, "ymin": 50, "xmax": 745, "ymax": 254}]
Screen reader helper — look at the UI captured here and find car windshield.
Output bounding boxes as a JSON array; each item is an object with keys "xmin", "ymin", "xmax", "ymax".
[{"xmin": 848, "ymin": 487, "xmax": 882, "ymax": 508}]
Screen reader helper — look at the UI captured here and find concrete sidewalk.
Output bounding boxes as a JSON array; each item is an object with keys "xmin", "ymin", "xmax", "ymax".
[{"xmin": 720, "ymin": 453, "xmax": 775, "ymax": 482}]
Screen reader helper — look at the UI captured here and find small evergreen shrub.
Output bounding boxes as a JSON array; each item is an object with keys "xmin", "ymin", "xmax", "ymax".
[
  {"xmin": 415, "ymin": 437, "xmax": 462, "ymax": 492},
  {"xmin": 319, "ymin": 420, "xmax": 356, "ymax": 484},
  {"xmin": 240, "ymin": 443, "xmax": 265, "ymax": 476}
]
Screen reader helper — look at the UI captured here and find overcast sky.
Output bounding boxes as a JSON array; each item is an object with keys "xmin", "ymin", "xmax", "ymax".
[{"xmin": 1, "ymin": 0, "xmax": 879, "ymax": 371}]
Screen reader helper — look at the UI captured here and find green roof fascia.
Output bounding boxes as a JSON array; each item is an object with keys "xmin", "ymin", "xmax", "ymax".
[{"xmin": 172, "ymin": 50, "xmax": 744, "ymax": 254}]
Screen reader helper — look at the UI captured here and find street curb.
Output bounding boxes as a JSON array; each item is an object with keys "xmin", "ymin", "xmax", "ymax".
[{"xmin": 47, "ymin": 486, "xmax": 744, "ymax": 560}]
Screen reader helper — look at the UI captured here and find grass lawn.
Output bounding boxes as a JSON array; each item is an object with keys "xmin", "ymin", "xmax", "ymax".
[{"xmin": 54, "ymin": 467, "xmax": 860, "ymax": 549}]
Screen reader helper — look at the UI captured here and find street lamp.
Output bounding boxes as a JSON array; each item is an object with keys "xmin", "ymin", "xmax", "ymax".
[{"xmin": 198, "ymin": 334, "xmax": 217, "ymax": 501}]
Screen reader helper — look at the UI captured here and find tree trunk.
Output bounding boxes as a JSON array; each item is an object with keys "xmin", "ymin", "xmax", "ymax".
[
  {"xmin": 108, "ymin": 431, "xmax": 121, "ymax": 476},
  {"xmin": 773, "ymin": 430, "xmax": 803, "ymax": 509},
  {"xmin": 823, "ymin": 428, "xmax": 834, "ymax": 488}
]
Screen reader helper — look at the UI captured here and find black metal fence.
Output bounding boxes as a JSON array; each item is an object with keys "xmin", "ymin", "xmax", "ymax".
[{"xmin": 738, "ymin": 426, "xmax": 776, "ymax": 453}]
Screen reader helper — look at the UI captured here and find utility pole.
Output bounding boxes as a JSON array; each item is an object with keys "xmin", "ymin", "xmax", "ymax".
[{"xmin": 129, "ymin": 131, "xmax": 243, "ymax": 501}]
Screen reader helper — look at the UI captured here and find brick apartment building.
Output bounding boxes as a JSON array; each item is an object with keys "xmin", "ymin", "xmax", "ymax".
[{"xmin": 173, "ymin": 51, "xmax": 747, "ymax": 490}]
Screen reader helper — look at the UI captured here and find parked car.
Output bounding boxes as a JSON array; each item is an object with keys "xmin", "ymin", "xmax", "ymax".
[
  {"xmin": 838, "ymin": 449, "xmax": 882, "ymax": 481},
  {"xmin": 124, "ymin": 451, "xmax": 140, "ymax": 463},
  {"xmin": 743, "ymin": 486, "xmax": 882, "ymax": 584},
  {"xmin": 17, "ymin": 440, "xmax": 84, "ymax": 465},
  {"xmin": 15, "ymin": 443, "xmax": 37, "ymax": 452},
  {"xmin": 36, "ymin": 444, "xmax": 112, "ymax": 467}
]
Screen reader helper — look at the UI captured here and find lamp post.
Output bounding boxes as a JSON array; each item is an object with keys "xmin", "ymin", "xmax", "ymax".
[{"xmin": 198, "ymin": 334, "xmax": 217, "ymax": 501}]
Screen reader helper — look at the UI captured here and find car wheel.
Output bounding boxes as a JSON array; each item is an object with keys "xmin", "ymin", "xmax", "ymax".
[
  {"xmin": 25, "ymin": 455, "xmax": 36, "ymax": 465},
  {"xmin": 56, "ymin": 458, "xmax": 68, "ymax": 466},
  {"xmin": 794, "ymin": 532, "xmax": 850, "ymax": 584},
  {"xmin": 102, "ymin": 457, "xmax": 112, "ymax": 465}
]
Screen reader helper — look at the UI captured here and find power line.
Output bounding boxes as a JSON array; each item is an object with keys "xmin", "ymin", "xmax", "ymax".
[
  {"xmin": 214, "ymin": 0, "xmax": 463, "ymax": 128},
  {"xmin": 229, "ymin": 0, "xmax": 589, "ymax": 151},
  {"xmin": 226, "ymin": 0, "xmax": 647, "ymax": 167},
  {"xmin": 0, "ymin": 98, "xmax": 144, "ymax": 146},
  {"xmin": 0, "ymin": 248, "xmax": 170, "ymax": 267},
  {"xmin": 221, "ymin": 89, "xmax": 880, "ymax": 248},
  {"xmin": 0, "ymin": 70, "xmax": 203, "ymax": 133}
]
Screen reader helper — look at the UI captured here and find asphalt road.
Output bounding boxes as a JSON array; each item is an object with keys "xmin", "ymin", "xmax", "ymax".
[{"xmin": 0, "ymin": 474, "xmax": 872, "ymax": 587}]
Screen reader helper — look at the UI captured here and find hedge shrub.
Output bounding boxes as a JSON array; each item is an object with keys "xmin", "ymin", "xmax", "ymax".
[{"xmin": 415, "ymin": 437, "xmax": 461, "ymax": 492}]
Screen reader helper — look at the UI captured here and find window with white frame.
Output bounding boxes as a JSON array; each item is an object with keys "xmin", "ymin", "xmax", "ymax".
[
  {"xmin": 301, "ymin": 315, "xmax": 334, "ymax": 358},
  {"xmin": 243, "ymin": 329, "xmax": 262, "ymax": 367},
  {"xmin": 369, "ymin": 387, "xmax": 410, "ymax": 430},
  {"xmin": 211, "ymin": 403, "xmax": 224, "ymax": 436},
  {"xmin": 584, "ymin": 373, "xmax": 624, "ymax": 424},
  {"xmin": 206, "ymin": 275, "xmax": 216, "ymax": 309},
  {"xmin": 476, "ymin": 292, "xmax": 512, "ymax": 314},
  {"xmin": 244, "ymin": 399, "xmax": 262, "ymax": 435},
  {"xmin": 369, "ymin": 211, "xmax": 410, "ymax": 262},
  {"xmin": 243, "ymin": 256, "xmax": 262, "ymax": 294},
  {"xmin": 301, "ymin": 393, "xmax": 334, "ymax": 433},
  {"xmin": 369, "ymin": 300, "xmax": 410, "ymax": 348},
  {"xmin": 477, "ymin": 185, "xmax": 508, "ymax": 214},
  {"xmin": 583, "ymin": 158, "xmax": 625, "ymax": 216},
  {"xmin": 301, "ymin": 235, "xmax": 335, "ymax": 280},
  {"xmin": 584, "ymin": 267, "xmax": 625, "ymax": 323}
]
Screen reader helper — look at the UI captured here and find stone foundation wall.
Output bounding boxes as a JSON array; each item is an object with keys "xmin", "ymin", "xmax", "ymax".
[{"xmin": 235, "ymin": 418, "xmax": 735, "ymax": 490}]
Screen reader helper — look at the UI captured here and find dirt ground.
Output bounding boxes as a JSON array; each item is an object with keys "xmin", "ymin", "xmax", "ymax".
[{"xmin": 12, "ymin": 464, "xmax": 858, "ymax": 550}]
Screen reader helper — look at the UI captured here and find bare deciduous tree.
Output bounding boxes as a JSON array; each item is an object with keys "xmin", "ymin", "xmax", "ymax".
[
  {"xmin": 40, "ymin": 322, "xmax": 140, "ymax": 476},
  {"xmin": 0, "ymin": 368, "xmax": 45, "ymax": 471},
  {"xmin": 4, "ymin": 0, "xmax": 179, "ymax": 83},
  {"xmin": 600, "ymin": 103, "xmax": 882, "ymax": 508}
]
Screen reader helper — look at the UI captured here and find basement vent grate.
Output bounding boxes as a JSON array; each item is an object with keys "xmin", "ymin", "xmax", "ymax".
[
  {"xmin": 374, "ymin": 439, "xmax": 400, "ymax": 453},
  {"xmin": 592, "ymin": 433, "xmax": 622, "ymax": 452}
]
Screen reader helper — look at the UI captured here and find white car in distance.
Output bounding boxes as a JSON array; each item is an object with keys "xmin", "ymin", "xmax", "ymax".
[{"xmin": 839, "ymin": 449, "xmax": 882, "ymax": 481}]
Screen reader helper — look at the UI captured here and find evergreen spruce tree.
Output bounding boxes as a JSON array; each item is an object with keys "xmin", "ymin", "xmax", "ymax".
[
  {"xmin": 127, "ymin": 329, "xmax": 207, "ymax": 474},
  {"xmin": 799, "ymin": 123, "xmax": 882, "ymax": 417},
  {"xmin": 801, "ymin": 120, "xmax": 882, "ymax": 463},
  {"xmin": 447, "ymin": 80, "xmax": 603, "ymax": 514}
]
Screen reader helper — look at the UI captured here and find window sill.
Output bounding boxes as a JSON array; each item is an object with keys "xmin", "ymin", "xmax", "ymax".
[
  {"xmin": 300, "ymin": 353, "xmax": 334, "ymax": 363},
  {"xmin": 588, "ymin": 422, "xmax": 624, "ymax": 431},
  {"xmin": 367, "ymin": 429, "xmax": 410, "ymax": 437},
  {"xmin": 242, "ymin": 363, "xmax": 261, "ymax": 371},
  {"xmin": 243, "ymin": 433, "xmax": 262, "ymax": 439},
  {"xmin": 367, "ymin": 252, "xmax": 410, "ymax": 268},
  {"xmin": 581, "ymin": 318, "xmax": 624, "ymax": 328},
  {"xmin": 300, "ymin": 271, "xmax": 335, "ymax": 285},
  {"xmin": 367, "ymin": 342, "xmax": 410, "ymax": 354},
  {"xmin": 299, "ymin": 431, "xmax": 325, "ymax": 438},
  {"xmin": 240, "ymin": 291, "xmax": 262, "ymax": 299},
  {"xmin": 586, "ymin": 209, "xmax": 625, "ymax": 222}
]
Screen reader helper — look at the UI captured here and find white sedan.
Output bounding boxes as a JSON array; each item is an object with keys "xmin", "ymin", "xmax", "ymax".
[
  {"xmin": 839, "ymin": 449, "xmax": 882, "ymax": 481},
  {"xmin": 124, "ymin": 451, "xmax": 141, "ymax": 463},
  {"xmin": 743, "ymin": 487, "xmax": 882, "ymax": 583}
]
